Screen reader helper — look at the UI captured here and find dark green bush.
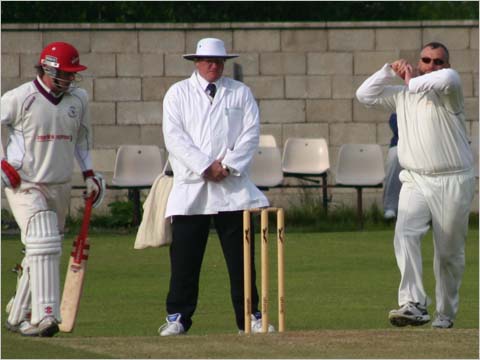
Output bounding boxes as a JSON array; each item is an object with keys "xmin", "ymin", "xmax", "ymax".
[{"xmin": 2, "ymin": 1, "xmax": 478, "ymax": 23}]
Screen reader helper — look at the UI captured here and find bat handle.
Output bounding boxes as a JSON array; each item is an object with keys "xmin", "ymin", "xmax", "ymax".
[
  {"xmin": 81, "ymin": 195, "xmax": 94, "ymax": 232},
  {"xmin": 73, "ymin": 195, "xmax": 95, "ymax": 265}
]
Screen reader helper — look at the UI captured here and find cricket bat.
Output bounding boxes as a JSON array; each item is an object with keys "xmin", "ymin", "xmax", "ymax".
[{"xmin": 59, "ymin": 195, "xmax": 94, "ymax": 332}]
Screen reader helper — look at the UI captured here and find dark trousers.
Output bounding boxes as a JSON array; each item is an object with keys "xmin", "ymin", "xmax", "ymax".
[{"xmin": 166, "ymin": 211, "xmax": 260, "ymax": 332}]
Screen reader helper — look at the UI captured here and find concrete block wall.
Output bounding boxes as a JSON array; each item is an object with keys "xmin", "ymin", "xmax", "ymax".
[{"xmin": 1, "ymin": 21, "xmax": 478, "ymax": 216}]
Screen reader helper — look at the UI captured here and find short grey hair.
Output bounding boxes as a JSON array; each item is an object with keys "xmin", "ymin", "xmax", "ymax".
[{"xmin": 422, "ymin": 42, "xmax": 450, "ymax": 62}]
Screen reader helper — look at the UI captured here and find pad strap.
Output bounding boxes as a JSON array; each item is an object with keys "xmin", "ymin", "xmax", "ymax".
[{"xmin": 7, "ymin": 257, "xmax": 32, "ymax": 325}]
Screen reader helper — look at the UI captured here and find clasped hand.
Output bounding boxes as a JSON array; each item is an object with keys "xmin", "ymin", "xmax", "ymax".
[
  {"xmin": 203, "ymin": 160, "xmax": 229, "ymax": 182},
  {"xmin": 391, "ymin": 59, "xmax": 416, "ymax": 85}
]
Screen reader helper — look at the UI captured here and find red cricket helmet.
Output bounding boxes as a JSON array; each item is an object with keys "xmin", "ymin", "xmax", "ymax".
[{"xmin": 39, "ymin": 42, "xmax": 87, "ymax": 73}]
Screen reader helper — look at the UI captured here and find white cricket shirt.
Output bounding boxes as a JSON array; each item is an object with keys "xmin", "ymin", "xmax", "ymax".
[
  {"xmin": 1, "ymin": 77, "xmax": 93, "ymax": 184},
  {"xmin": 356, "ymin": 64, "xmax": 473, "ymax": 175}
]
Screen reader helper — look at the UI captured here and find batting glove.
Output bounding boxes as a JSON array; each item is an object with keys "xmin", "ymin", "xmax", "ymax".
[
  {"xmin": 83, "ymin": 170, "xmax": 106, "ymax": 208},
  {"xmin": 1, "ymin": 159, "xmax": 21, "ymax": 189}
]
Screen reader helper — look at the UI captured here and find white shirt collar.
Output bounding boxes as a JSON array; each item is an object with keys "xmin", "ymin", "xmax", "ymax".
[
  {"xmin": 36, "ymin": 76, "xmax": 63, "ymax": 98},
  {"xmin": 195, "ymin": 72, "xmax": 220, "ymax": 91}
]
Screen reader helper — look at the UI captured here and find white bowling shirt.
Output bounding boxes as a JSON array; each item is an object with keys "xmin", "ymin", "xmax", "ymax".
[
  {"xmin": 1, "ymin": 77, "xmax": 93, "ymax": 184},
  {"xmin": 356, "ymin": 64, "xmax": 473, "ymax": 175},
  {"xmin": 163, "ymin": 72, "xmax": 269, "ymax": 216}
]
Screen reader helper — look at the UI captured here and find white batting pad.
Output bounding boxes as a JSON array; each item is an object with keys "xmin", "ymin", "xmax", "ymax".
[
  {"xmin": 25, "ymin": 211, "xmax": 62, "ymax": 325},
  {"xmin": 7, "ymin": 258, "xmax": 32, "ymax": 325}
]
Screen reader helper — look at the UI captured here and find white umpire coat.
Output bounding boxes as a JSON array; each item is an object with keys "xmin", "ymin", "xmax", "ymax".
[{"xmin": 163, "ymin": 72, "xmax": 269, "ymax": 216}]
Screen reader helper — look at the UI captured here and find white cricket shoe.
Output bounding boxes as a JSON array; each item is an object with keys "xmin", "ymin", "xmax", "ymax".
[
  {"xmin": 158, "ymin": 313, "xmax": 185, "ymax": 336},
  {"xmin": 250, "ymin": 312, "xmax": 275, "ymax": 333},
  {"xmin": 432, "ymin": 314, "xmax": 453, "ymax": 329},
  {"xmin": 20, "ymin": 316, "xmax": 59, "ymax": 337},
  {"xmin": 384, "ymin": 209, "xmax": 396, "ymax": 220},
  {"xmin": 5, "ymin": 320, "xmax": 23, "ymax": 333},
  {"xmin": 5, "ymin": 311, "xmax": 32, "ymax": 333},
  {"xmin": 389, "ymin": 302, "xmax": 430, "ymax": 327}
]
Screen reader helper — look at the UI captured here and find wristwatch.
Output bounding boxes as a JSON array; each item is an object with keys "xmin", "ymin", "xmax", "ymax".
[{"xmin": 221, "ymin": 163, "xmax": 230, "ymax": 174}]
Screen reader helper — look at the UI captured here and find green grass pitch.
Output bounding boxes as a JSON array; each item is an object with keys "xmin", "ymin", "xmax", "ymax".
[{"xmin": 1, "ymin": 228, "xmax": 478, "ymax": 358}]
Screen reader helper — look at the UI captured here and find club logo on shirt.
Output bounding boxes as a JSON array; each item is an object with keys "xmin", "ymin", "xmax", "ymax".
[
  {"xmin": 68, "ymin": 106, "xmax": 78, "ymax": 118},
  {"xmin": 36, "ymin": 134, "xmax": 73, "ymax": 142}
]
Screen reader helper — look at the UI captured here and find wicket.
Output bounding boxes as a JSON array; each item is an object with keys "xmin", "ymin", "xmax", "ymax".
[{"xmin": 243, "ymin": 207, "xmax": 285, "ymax": 334}]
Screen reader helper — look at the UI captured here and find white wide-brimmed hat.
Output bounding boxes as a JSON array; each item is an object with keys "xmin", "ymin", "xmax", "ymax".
[{"xmin": 183, "ymin": 38, "xmax": 239, "ymax": 61}]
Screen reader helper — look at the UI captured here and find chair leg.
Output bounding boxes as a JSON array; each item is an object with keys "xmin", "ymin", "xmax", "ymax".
[
  {"xmin": 322, "ymin": 174, "xmax": 328, "ymax": 214},
  {"xmin": 128, "ymin": 189, "xmax": 141, "ymax": 226},
  {"xmin": 356, "ymin": 187, "xmax": 363, "ymax": 230}
]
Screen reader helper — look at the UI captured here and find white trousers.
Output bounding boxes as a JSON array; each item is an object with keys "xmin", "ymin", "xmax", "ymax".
[
  {"xmin": 5, "ymin": 181, "xmax": 71, "ymax": 324},
  {"xmin": 5, "ymin": 181, "xmax": 71, "ymax": 242},
  {"xmin": 394, "ymin": 169, "xmax": 475, "ymax": 319}
]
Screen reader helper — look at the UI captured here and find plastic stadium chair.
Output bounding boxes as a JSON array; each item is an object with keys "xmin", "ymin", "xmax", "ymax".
[
  {"xmin": 250, "ymin": 146, "xmax": 283, "ymax": 189},
  {"xmin": 335, "ymin": 144, "xmax": 385, "ymax": 186},
  {"xmin": 112, "ymin": 145, "xmax": 166, "ymax": 187},
  {"xmin": 111, "ymin": 145, "xmax": 166, "ymax": 225},
  {"xmin": 282, "ymin": 137, "xmax": 330, "ymax": 175},
  {"xmin": 281, "ymin": 137, "xmax": 330, "ymax": 211},
  {"xmin": 335, "ymin": 143, "xmax": 385, "ymax": 228},
  {"xmin": 259, "ymin": 134, "xmax": 278, "ymax": 148}
]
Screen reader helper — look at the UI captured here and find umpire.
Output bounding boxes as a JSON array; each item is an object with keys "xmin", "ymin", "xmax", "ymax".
[{"xmin": 158, "ymin": 38, "xmax": 271, "ymax": 336}]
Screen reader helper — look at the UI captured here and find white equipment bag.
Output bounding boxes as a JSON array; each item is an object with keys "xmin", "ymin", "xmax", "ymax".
[{"xmin": 134, "ymin": 171, "xmax": 173, "ymax": 249}]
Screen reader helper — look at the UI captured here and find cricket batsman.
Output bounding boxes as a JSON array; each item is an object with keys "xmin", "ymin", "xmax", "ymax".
[
  {"xmin": 356, "ymin": 42, "xmax": 475, "ymax": 328},
  {"xmin": 1, "ymin": 42, "xmax": 106, "ymax": 337}
]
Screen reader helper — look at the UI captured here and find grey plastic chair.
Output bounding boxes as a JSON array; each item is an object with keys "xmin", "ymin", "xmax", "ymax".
[
  {"xmin": 112, "ymin": 145, "xmax": 166, "ymax": 187},
  {"xmin": 259, "ymin": 134, "xmax": 278, "ymax": 148},
  {"xmin": 250, "ymin": 146, "xmax": 284, "ymax": 188},
  {"xmin": 111, "ymin": 145, "xmax": 166, "ymax": 225},
  {"xmin": 335, "ymin": 144, "xmax": 385, "ymax": 186},
  {"xmin": 281, "ymin": 137, "xmax": 330, "ymax": 211},
  {"xmin": 335, "ymin": 143, "xmax": 385, "ymax": 228},
  {"xmin": 282, "ymin": 137, "xmax": 330, "ymax": 175}
]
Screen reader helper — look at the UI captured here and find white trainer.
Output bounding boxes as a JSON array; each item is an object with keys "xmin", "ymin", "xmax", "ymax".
[
  {"xmin": 432, "ymin": 314, "xmax": 453, "ymax": 329},
  {"xmin": 250, "ymin": 312, "xmax": 275, "ymax": 333},
  {"xmin": 5, "ymin": 320, "xmax": 23, "ymax": 333},
  {"xmin": 158, "ymin": 313, "xmax": 185, "ymax": 336},
  {"xmin": 384, "ymin": 209, "xmax": 396, "ymax": 220},
  {"xmin": 20, "ymin": 316, "xmax": 59, "ymax": 337},
  {"xmin": 389, "ymin": 302, "xmax": 430, "ymax": 327}
]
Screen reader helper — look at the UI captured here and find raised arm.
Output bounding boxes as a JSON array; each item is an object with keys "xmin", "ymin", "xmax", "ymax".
[
  {"xmin": 355, "ymin": 63, "xmax": 402, "ymax": 113},
  {"xmin": 408, "ymin": 68, "xmax": 463, "ymax": 113}
]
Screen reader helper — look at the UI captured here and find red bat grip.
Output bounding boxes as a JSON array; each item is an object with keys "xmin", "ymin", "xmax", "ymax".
[{"xmin": 72, "ymin": 195, "xmax": 94, "ymax": 265}]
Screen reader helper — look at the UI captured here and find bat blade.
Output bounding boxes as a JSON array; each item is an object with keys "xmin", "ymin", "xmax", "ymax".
[
  {"xmin": 59, "ymin": 257, "xmax": 88, "ymax": 332},
  {"xmin": 59, "ymin": 195, "xmax": 94, "ymax": 333}
]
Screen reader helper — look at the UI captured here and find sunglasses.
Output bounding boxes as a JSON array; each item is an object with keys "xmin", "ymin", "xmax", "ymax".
[{"xmin": 421, "ymin": 57, "xmax": 445, "ymax": 66}]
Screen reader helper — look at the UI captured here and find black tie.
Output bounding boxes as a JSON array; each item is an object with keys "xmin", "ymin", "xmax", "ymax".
[{"xmin": 206, "ymin": 83, "xmax": 216, "ymax": 98}]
